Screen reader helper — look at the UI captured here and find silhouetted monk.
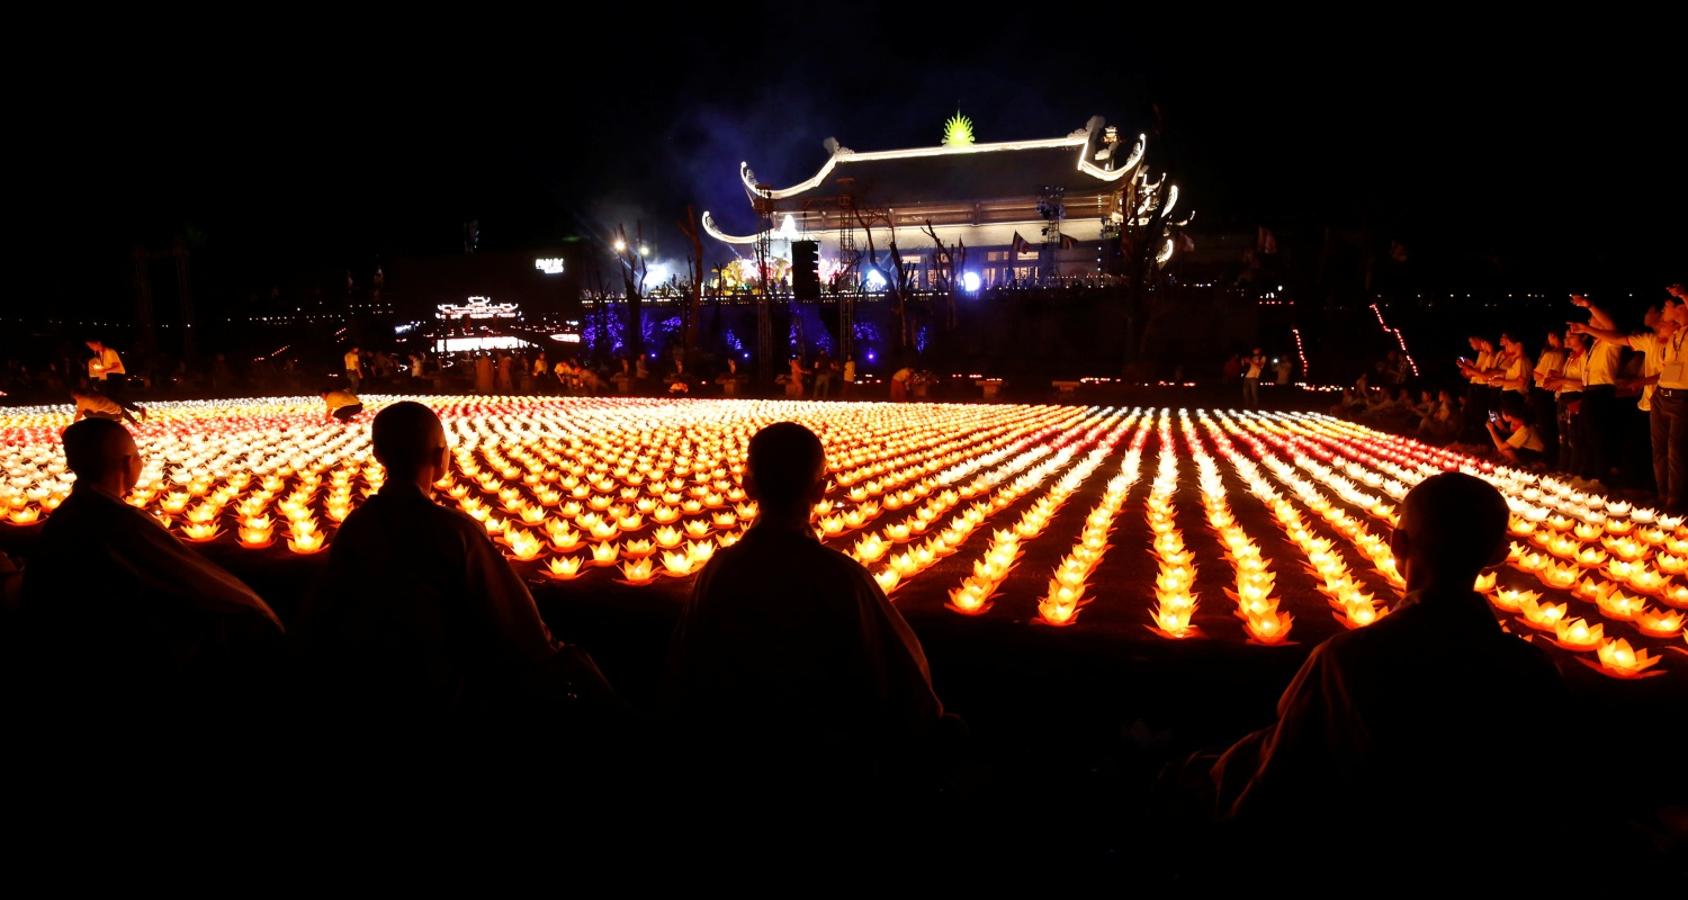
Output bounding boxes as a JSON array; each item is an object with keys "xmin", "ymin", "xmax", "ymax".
[
  {"xmin": 299, "ymin": 401, "xmax": 607, "ymax": 721},
  {"xmin": 17, "ymin": 418, "xmax": 281, "ymax": 719},
  {"xmin": 1210, "ymin": 472, "xmax": 1569, "ymax": 877},
  {"xmin": 670, "ymin": 421, "xmax": 946, "ymax": 789}
]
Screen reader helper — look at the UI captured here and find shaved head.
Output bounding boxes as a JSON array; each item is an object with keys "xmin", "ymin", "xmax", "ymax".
[
  {"xmin": 746, "ymin": 422, "xmax": 826, "ymax": 516},
  {"xmin": 62, "ymin": 418, "xmax": 141, "ymax": 494},
  {"xmin": 1394, "ymin": 472, "xmax": 1510, "ymax": 582},
  {"xmin": 372, "ymin": 402, "xmax": 448, "ymax": 482}
]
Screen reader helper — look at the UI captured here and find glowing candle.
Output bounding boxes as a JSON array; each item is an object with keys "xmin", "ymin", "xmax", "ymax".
[
  {"xmin": 1552, "ymin": 617, "xmax": 1603, "ymax": 651},
  {"xmin": 1592, "ymin": 638, "xmax": 1662, "ymax": 679}
]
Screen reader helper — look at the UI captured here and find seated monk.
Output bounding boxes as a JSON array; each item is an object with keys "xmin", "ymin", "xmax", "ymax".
[
  {"xmin": 1209, "ymin": 472, "xmax": 1575, "ymax": 882},
  {"xmin": 669, "ymin": 422, "xmax": 951, "ymax": 796},
  {"xmin": 16, "ymin": 418, "xmax": 282, "ymax": 721},
  {"xmin": 298, "ymin": 401, "xmax": 611, "ymax": 724}
]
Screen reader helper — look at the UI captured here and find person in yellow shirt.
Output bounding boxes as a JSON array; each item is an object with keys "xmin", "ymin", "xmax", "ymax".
[
  {"xmin": 84, "ymin": 340, "xmax": 125, "ymax": 382},
  {"xmin": 84, "ymin": 339, "xmax": 146, "ymax": 421},
  {"xmin": 1530, "ymin": 330, "xmax": 1566, "ymax": 461},
  {"xmin": 1486, "ymin": 397, "xmax": 1546, "ymax": 467},
  {"xmin": 343, "ymin": 346, "xmax": 362, "ymax": 391},
  {"xmin": 71, "ymin": 390, "xmax": 137, "ymax": 426},
  {"xmin": 1573, "ymin": 292, "xmax": 1687, "ymax": 512},
  {"xmin": 1567, "ymin": 295, "xmax": 1625, "ymax": 485},
  {"xmin": 1456, "ymin": 336, "xmax": 1497, "ymax": 441},
  {"xmin": 1544, "ymin": 331, "xmax": 1589, "ymax": 473},
  {"xmin": 321, "ymin": 388, "xmax": 364, "ymax": 422}
]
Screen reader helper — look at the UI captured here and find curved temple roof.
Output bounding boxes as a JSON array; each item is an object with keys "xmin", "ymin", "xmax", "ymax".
[{"xmin": 707, "ymin": 119, "xmax": 1148, "ymax": 244}]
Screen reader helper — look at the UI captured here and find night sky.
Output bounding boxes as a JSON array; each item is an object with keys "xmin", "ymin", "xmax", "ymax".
[{"xmin": 14, "ymin": 11, "xmax": 1683, "ymax": 321}]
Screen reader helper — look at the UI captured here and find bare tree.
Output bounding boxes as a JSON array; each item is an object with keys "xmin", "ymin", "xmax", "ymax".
[
  {"xmin": 921, "ymin": 220, "xmax": 965, "ymax": 330},
  {"xmin": 613, "ymin": 223, "xmax": 647, "ymax": 361},
  {"xmin": 853, "ymin": 205, "xmax": 911, "ymax": 352},
  {"xmin": 677, "ymin": 206, "xmax": 707, "ymax": 363}
]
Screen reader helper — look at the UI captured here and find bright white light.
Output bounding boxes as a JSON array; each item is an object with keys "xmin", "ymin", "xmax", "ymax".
[
  {"xmin": 550, "ymin": 333, "xmax": 582, "ymax": 343},
  {"xmin": 613, "ymin": 238, "xmax": 627, "ymax": 253},
  {"xmin": 644, "ymin": 261, "xmax": 674, "ymax": 285},
  {"xmin": 534, "ymin": 258, "xmax": 566, "ymax": 275},
  {"xmin": 778, "ymin": 214, "xmax": 800, "ymax": 240},
  {"xmin": 638, "ymin": 245, "xmax": 651, "ymax": 256},
  {"xmin": 436, "ymin": 297, "xmax": 520, "ymax": 320},
  {"xmin": 961, "ymin": 271, "xmax": 982, "ymax": 292},
  {"xmin": 435, "ymin": 336, "xmax": 530, "ymax": 353},
  {"xmin": 865, "ymin": 269, "xmax": 887, "ymax": 290}
]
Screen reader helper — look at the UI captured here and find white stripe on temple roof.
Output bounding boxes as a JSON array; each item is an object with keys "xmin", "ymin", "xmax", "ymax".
[{"xmin": 740, "ymin": 132, "xmax": 1146, "ymax": 200}]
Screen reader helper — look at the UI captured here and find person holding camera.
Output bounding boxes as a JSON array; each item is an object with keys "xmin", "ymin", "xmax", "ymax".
[{"xmin": 1486, "ymin": 395, "xmax": 1546, "ymax": 466}]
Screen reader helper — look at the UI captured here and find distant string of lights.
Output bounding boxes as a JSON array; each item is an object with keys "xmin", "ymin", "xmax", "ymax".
[{"xmin": 1369, "ymin": 302, "xmax": 1420, "ymax": 378}]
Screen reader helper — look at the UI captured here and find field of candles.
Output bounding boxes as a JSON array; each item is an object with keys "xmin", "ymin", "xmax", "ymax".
[{"xmin": 3, "ymin": 396, "xmax": 1687, "ymax": 684}]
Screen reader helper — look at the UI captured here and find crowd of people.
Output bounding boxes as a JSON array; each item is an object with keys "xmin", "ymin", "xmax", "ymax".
[
  {"xmin": 1336, "ymin": 287, "xmax": 1686, "ymax": 514},
  {"xmin": 0, "ymin": 397, "xmax": 1662, "ymax": 879},
  {"xmin": 15, "ymin": 338, "xmax": 927, "ymax": 413},
  {"xmin": 1222, "ymin": 347, "xmax": 1296, "ymax": 408}
]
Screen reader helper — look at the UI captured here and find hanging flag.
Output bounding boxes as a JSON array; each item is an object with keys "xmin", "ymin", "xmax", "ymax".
[
  {"xmin": 1010, "ymin": 231, "xmax": 1032, "ymax": 256},
  {"xmin": 1058, "ymin": 233, "xmax": 1077, "ymax": 250},
  {"xmin": 1257, "ymin": 226, "xmax": 1278, "ymax": 255}
]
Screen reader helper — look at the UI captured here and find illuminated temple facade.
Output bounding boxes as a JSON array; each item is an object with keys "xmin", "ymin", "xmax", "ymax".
[{"xmin": 702, "ymin": 115, "xmax": 1185, "ymax": 288}]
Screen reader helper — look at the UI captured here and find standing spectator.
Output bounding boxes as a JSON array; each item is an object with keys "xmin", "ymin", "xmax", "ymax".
[
  {"xmin": 812, "ymin": 353, "xmax": 834, "ymax": 400},
  {"xmin": 495, "ymin": 351, "xmax": 515, "ymax": 393},
  {"xmin": 1221, "ymin": 352, "xmax": 1243, "ymax": 385},
  {"xmin": 409, "ymin": 350, "xmax": 427, "ymax": 385},
  {"xmin": 1273, "ymin": 355, "xmax": 1293, "ymax": 386},
  {"xmin": 474, "ymin": 353, "xmax": 495, "ymax": 394},
  {"xmin": 1456, "ymin": 336, "xmax": 1497, "ymax": 441},
  {"xmin": 785, "ymin": 356, "xmax": 808, "ymax": 400},
  {"xmin": 1489, "ymin": 334, "xmax": 1532, "ymax": 401},
  {"xmin": 1242, "ymin": 348, "xmax": 1266, "ymax": 408},
  {"xmin": 1531, "ymin": 332, "xmax": 1566, "ymax": 462},
  {"xmin": 1546, "ymin": 332, "xmax": 1588, "ymax": 473},
  {"xmin": 1572, "ymin": 293, "xmax": 1686, "ymax": 512},
  {"xmin": 1569, "ymin": 295, "xmax": 1627, "ymax": 487},
  {"xmin": 343, "ymin": 346, "xmax": 362, "ymax": 391},
  {"xmin": 841, "ymin": 356, "xmax": 857, "ymax": 398}
]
